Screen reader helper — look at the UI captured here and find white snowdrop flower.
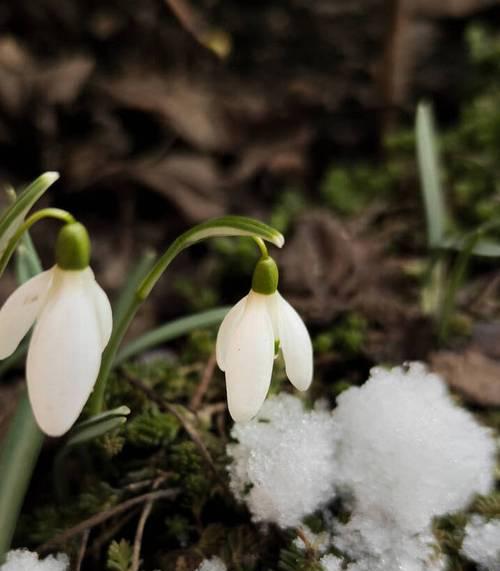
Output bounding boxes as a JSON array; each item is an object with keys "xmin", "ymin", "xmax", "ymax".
[
  {"xmin": 461, "ymin": 516, "xmax": 500, "ymax": 571},
  {"xmin": 216, "ymin": 255, "xmax": 313, "ymax": 422},
  {"xmin": 0, "ymin": 222, "xmax": 112, "ymax": 436},
  {"xmin": 0, "ymin": 549, "xmax": 69, "ymax": 571}
]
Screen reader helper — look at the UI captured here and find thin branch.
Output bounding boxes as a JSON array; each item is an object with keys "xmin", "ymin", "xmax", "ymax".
[
  {"xmin": 37, "ymin": 489, "xmax": 177, "ymax": 553},
  {"xmin": 74, "ymin": 530, "xmax": 89, "ymax": 571},
  {"xmin": 190, "ymin": 352, "xmax": 217, "ymax": 410},
  {"xmin": 130, "ymin": 501, "xmax": 153, "ymax": 571}
]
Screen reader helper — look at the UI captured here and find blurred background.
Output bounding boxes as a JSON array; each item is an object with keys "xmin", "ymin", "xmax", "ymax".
[{"xmin": 0, "ymin": 0, "xmax": 499, "ymax": 349}]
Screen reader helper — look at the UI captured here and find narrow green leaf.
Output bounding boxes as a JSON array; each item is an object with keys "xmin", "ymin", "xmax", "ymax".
[
  {"xmin": 65, "ymin": 417, "xmax": 127, "ymax": 448},
  {"xmin": 416, "ymin": 103, "xmax": 448, "ymax": 248},
  {"xmin": 0, "ymin": 172, "xmax": 59, "ymax": 263},
  {"xmin": 72, "ymin": 406, "xmax": 131, "ymax": 434},
  {"xmin": 115, "ymin": 307, "xmax": 229, "ymax": 365},
  {"xmin": 442, "ymin": 236, "xmax": 500, "ymax": 258}
]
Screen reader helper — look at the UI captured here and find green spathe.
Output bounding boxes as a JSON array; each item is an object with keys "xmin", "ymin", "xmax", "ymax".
[
  {"xmin": 252, "ymin": 256, "xmax": 279, "ymax": 295},
  {"xmin": 55, "ymin": 222, "xmax": 91, "ymax": 270}
]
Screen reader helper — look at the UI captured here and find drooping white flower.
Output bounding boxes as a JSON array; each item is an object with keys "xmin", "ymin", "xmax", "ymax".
[
  {"xmin": 216, "ymin": 255, "xmax": 313, "ymax": 422},
  {"xmin": 0, "ymin": 223, "xmax": 112, "ymax": 436}
]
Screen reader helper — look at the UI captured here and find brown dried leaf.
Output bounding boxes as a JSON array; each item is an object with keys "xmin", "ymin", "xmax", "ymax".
[
  {"xmin": 431, "ymin": 349, "xmax": 500, "ymax": 406},
  {"xmin": 130, "ymin": 153, "xmax": 226, "ymax": 221},
  {"xmin": 101, "ymin": 75, "xmax": 237, "ymax": 152},
  {"xmin": 33, "ymin": 56, "xmax": 94, "ymax": 105}
]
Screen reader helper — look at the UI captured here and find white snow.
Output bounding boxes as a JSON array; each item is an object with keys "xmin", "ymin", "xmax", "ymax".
[
  {"xmin": 196, "ymin": 557, "xmax": 227, "ymax": 571},
  {"xmin": 319, "ymin": 553, "xmax": 342, "ymax": 571},
  {"xmin": 0, "ymin": 550, "xmax": 69, "ymax": 571},
  {"xmin": 332, "ymin": 363, "xmax": 496, "ymax": 533},
  {"xmin": 226, "ymin": 362, "xmax": 497, "ymax": 571},
  {"xmin": 228, "ymin": 393, "xmax": 338, "ymax": 528},
  {"xmin": 461, "ymin": 516, "xmax": 500, "ymax": 570},
  {"xmin": 333, "ymin": 515, "xmax": 446, "ymax": 571}
]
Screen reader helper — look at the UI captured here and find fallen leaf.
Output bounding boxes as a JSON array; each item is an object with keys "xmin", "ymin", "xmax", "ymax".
[{"xmin": 431, "ymin": 349, "xmax": 500, "ymax": 406}]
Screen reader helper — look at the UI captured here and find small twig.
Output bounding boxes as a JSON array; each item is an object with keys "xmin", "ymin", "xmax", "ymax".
[
  {"xmin": 74, "ymin": 530, "xmax": 90, "ymax": 571},
  {"xmin": 130, "ymin": 477, "xmax": 164, "ymax": 571},
  {"xmin": 37, "ymin": 489, "xmax": 177, "ymax": 553},
  {"xmin": 190, "ymin": 352, "xmax": 216, "ymax": 410},
  {"xmin": 163, "ymin": 0, "xmax": 208, "ymax": 46},
  {"xmin": 130, "ymin": 501, "xmax": 153, "ymax": 571}
]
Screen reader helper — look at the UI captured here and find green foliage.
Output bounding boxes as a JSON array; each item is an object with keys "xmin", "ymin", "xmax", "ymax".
[
  {"xmin": 107, "ymin": 539, "xmax": 133, "ymax": 571},
  {"xmin": 174, "ymin": 277, "xmax": 219, "ymax": 311},
  {"xmin": 313, "ymin": 314, "xmax": 367, "ymax": 356},
  {"xmin": 126, "ymin": 409, "xmax": 180, "ymax": 448},
  {"xmin": 169, "ymin": 442, "xmax": 211, "ymax": 504},
  {"xmin": 270, "ymin": 188, "xmax": 307, "ymax": 233},
  {"xmin": 278, "ymin": 538, "xmax": 323, "ymax": 571},
  {"xmin": 320, "ymin": 164, "xmax": 396, "ymax": 216}
]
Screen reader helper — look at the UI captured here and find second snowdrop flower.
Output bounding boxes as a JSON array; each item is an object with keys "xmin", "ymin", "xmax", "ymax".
[
  {"xmin": 216, "ymin": 254, "xmax": 313, "ymax": 422},
  {"xmin": 0, "ymin": 222, "xmax": 112, "ymax": 436}
]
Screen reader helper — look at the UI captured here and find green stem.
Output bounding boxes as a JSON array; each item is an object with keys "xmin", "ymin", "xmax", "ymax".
[
  {"xmin": 253, "ymin": 237, "xmax": 269, "ymax": 258},
  {"xmin": 0, "ymin": 208, "xmax": 74, "ymax": 277},
  {"xmin": 89, "ymin": 216, "xmax": 284, "ymax": 414},
  {"xmin": 437, "ymin": 230, "xmax": 481, "ymax": 344}
]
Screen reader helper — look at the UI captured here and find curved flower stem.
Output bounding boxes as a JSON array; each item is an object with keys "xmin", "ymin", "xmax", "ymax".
[
  {"xmin": 0, "ymin": 208, "xmax": 75, "ymax": 277},
  {"xmin": 253, "ymin": 237, "xmax": 269, "ymax": 258},
  {"xmin": 88, "ymin": 216, "xmax": 284, "ymax": 415}
]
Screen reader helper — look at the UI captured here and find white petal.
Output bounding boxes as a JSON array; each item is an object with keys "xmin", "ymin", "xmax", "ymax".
[
  {"xmin": 27, "ymin": 270, "xmax": 103, "ymax": 436},
  {"xmin": 0, "ymin": 269, "xmax": 53, "ymax": 359},
  {"xmin": 215, "ymin": 294, "xmax": 248, "ymax": 371},
  {"xmin": 225, "ymin": 291, "xmax": 274, "ymax": 422},
  {"xmin": 89, "ymin": 279, "xmax": 113, "ymax": 349},
  {"xmin": 277, "ymin": 293, "xmax": 313, "ymax": 391}
]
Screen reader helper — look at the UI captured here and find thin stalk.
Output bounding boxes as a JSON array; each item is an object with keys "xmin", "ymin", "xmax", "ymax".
[{"xmin": 438, "ymin": 230, "xmax": 481, "ymax": 344}]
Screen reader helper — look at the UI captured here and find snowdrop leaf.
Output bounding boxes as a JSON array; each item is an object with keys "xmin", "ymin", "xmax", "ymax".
[
  {"xmin": 416, "ymin": 103, "xmax": 448, "ymax": 248},
  {"xmin": 65, "ymin": 416, "xmax": 127, "ymax": 447},
  {"xmin": 0, "ymin": 172, "xmax": 59, "ymax": 277},
  {"xmin": 71, "ymin": 405, "xmax": 131, "ymax": 433}
]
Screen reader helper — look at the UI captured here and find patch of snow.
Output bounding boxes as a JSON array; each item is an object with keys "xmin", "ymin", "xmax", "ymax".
[
  {"xmin": 332, "ymin": 363, "xmax": 496, "ymax": 533},
  {"xmin": 0, "ymin": 550, "xmax": 69, "ymax": 571},
  {"xmin": 333, "ymin": 515, "xmax": 446, "ymax": 571},
  {"xmin": 461, "ymin": 516, "xmax": 500, "ymax": 570},
  {"xmin": 319, "ymin": 553, "xmax": 342, "ymax": 571},
  {"xmin": 196, "ymin": 556, "xmax": 227, "ymax": 571},
  {"xmin": 228, "ymin": 393, "xmax": 338, "ymax": 528}
]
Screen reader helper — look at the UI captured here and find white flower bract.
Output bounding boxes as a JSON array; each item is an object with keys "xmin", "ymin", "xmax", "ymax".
[
  {"xmin": 0, "ymin": 265, "xmax": 112, "ymax": 436},
  {"xmin": 216, "ymin": 290, "xmax": 313, "ymax": 422}
]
